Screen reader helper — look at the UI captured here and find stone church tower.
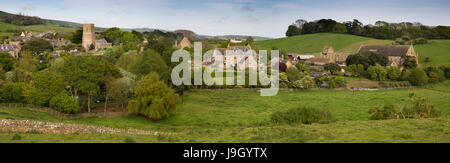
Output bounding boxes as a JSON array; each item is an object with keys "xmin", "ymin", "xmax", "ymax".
[{"xmin": 82, "ymin": 24, "xmax": 95, "ymax": 51}]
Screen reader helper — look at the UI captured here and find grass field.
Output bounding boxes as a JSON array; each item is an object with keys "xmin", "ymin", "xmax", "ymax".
[
  {"xmin": 415, "ymin": 40, "xmax": 450, "ymax": 66},
  {"xmin": 1, "ymin": 81, "xmax": 449, "ymax": 143},
  {"xmin": 254, "ymin": 33, "xmax": 387, "ymax": 54}
]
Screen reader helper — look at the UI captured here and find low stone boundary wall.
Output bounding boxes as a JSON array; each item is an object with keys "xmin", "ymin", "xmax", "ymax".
[{"xmin": 0, "ymin": 103, "xmax": 131, "ymax": 119}]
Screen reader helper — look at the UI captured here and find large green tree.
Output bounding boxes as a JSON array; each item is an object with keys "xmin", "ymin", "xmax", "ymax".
[
  {"xmin": 21, "ymin": 38, "xmax": 53, "ymax": 55},
  {"xmin": 24, "ymin": 70, "xmax": 64, "ymax": 106},
  {"xmin": 0, "ymin": 52, "xmax": 16, "ymax": 71},
  {"xmin": 128, "ymin": 72, "xmax": 178, "ymax": 121}
]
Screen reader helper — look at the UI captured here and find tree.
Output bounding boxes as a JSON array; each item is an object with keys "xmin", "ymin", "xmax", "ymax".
[
  {"xmin": 286, "ymin": 25, "xmax": 301, "ymax": 37},
  {"xmin": 12, "ymin": 51, "xmax": 38, "ymax": 82},
  {"xmin": 21, "ymin": 38, "xmax": 53, "ymax": 55},
  {"xmin": 0, "ymin": 82, "xmax": 29, "ymax": 103},
  {"xmin": 387, "ymin": 66, "xmax": 401, "ymax": 81},
  {"xmin": 324, "ymin": 63, "xmax": 341, "ymax": 74},
  {"xmin": 424, "ymin": 66, "xmax": 445, "ymax": 83},
  {"xmin": 58, "ymin": 56, "xmax": 110, "ymax": 112},
  {"xmin": 366, "ymin": 52, "xmax": 388, "ymax": 67},
  {"xmin": 367, "ymin": 64, "xmax": 387, "ymax": 81},
  {"xmin": 408, "ymin": 68, "xmax": 428, "ymax": 86},
  {"xmin": 0, "ymin": 52, "xmax": 16, "ymax": 71},
  {"xmin": 70, "ymin": 28, "xmax": 83, "ymax": 44},
  {"xmin": 403, "ymin": 56, "xmax": 418, "ymax": 69},
  {"xmin": 346, "ymin": 54, "xmax": 370, "ymax": 69},
  {"xmin": 128, "ymin": 72, "xmax": 179, "ymax": 121},
  {"xmin": 24, "ymin": 70, "xmax": 64, "ymax": 106},
  {"xmin": 50, "ymin": 91, "xmax": 81, "ymax": 114},
  {"xmin": 131, "ymin": 49, "xmax": 170, "ymax": 81},
  {"xmin": 245, "ymin": 37, "xmax": 254, "ymax": 45}
]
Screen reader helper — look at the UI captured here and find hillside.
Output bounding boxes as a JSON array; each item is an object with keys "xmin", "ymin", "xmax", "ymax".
[
  {"xmin": 415, "ymin": 40, "xmax": 450, "ymax": 66},
  {"xmin": 254, "ymin": 33, "xmax": 393, "ymax": 54}
]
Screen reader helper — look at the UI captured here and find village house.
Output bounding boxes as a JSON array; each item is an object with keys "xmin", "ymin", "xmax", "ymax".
[
  {"xmin": 49, "ymin": 38, "xmax": 72, "ymax": 48},
  {"xmin": 357, "ymin": 45, "xmax": 419, "ymax": 67},
  {"xmin": 0, "ymin": 41, "xmax": 21, "ymax": 57},
  {"xmin": 211, "ymin": 44, "xmax": 257, "ymax": 70},
  {"xmin": 304, "ymin": 46, "xmax": 350, "ymax": 68},
  {"xmin": 319, "ymin": 46, "xmax": 350, "ymax": 66}
]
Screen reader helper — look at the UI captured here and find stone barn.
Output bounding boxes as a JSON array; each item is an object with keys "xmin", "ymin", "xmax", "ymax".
[{"xmin": 357, "ymin": 45, "xmax": 418, "ymax": 67}]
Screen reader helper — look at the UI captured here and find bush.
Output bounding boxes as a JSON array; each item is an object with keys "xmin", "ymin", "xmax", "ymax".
[
  {"xmin": 128, "ymin": 72, "xmax": 179, "ymax": 121},
  {"xmin": 317, "ymin": 76, "xmax": 345, "ymax": 88},
  {"xmin": 400, "ymin": 93, "xmax": 441, "ymax": 119},
  {"xmin": 369, "ymin": 105, "xmax": 399, "ymax": 120},
  {"xmin": 439, "ymin": 65, "xmax": 450, "ymax": 78},
  {"xmin": 49, "ymin": 91, "xmax": 81, "ymax": 114},
  {"xmin": 290, "ymin": 76, "xmax": 316, "ymax": 89},
  {"xmin": 387, "ymin": 66, "xmax": 401, "ymax": 81},
  {"xmin": 400, "ymin": 69, "xmax": 411, "ymax": 81},
  {"xmin": 286, "ymin": 67, "xmax": 305, "ymax": 82},
  {"xmin": 0, "ymin": 82, "xmax": 29, "ymax": 103},
  {"xmin": 324, "ymin": 63, "xmax": 341, "ymax": 74},
  {"xmin": 369, "ymin": 93, "xmax": 441, "ymax": 120},
  {"xmin": 408, "ymin": 68, "xmax": 428, "ymax": 86},
  {"xmin": 367, "ymin": 64, "xmax": 387, "ymax": 81},
  {"xmin": 424, "ymin": 66, "xmax": 445, "ymax": 83},
  {"xmin": 271, "ymin": 107, "xmax": 336, "ymax": 125}
]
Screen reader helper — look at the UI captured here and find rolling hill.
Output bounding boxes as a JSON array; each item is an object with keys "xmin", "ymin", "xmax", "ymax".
[
  {"xmin": 415, "ymin": 40, "xmax": 450, "ymax": 66},
  {"xmin": 254, "ymin": 33, "xmax": 393, "ymax": 54}
]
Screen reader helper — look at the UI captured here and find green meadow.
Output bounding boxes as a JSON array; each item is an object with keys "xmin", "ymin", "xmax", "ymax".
[
  {"xmin": 415, "ymin": 40, "xmax": 450, "ymax": 66},
  {"xmin": 1, "ymin": 81, "xmax": 449, "ymax": 143}
]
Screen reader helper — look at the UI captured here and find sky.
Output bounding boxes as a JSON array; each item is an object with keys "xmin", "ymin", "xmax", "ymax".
[{"xmin": 2, "ymin": 0, "xmax": 450, "ymax": 38}]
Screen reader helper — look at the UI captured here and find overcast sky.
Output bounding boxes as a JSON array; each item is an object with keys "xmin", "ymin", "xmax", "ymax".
[{"xmin": 2, "ymin": 0, "xmax": 450, "ymax": 38}]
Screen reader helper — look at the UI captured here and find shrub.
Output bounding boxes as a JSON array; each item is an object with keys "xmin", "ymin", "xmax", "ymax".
[
  {"xmin": 424, "ymin": 66, "xmax": 445, "ymax": 83},
  {"xmin": 290, "ymin": 76, "xmax": 316, "ymax": 89},
  {"xmin": 286, "ymin": 67, "xmax": 305, "ymax": 82},
  {"xmin": 400, "ymin": 93, "xmax": 441, "ymax": 119},
  {"xmin": 317, "ymin": 76, "xmax": 345, "ymax": 88},
  {"xmin": 271, "ymin": 107, "xmax": 336, "ymax": 125},
  {"xmin": 439, "ymin": 65, "xmax": 450, "ymax": 78},
  {"xmin": 400, "ymin": 69, "xmax": 412, "ymax": 81},
  {"xmin": 0, "ymin": 82, "xmax": 30, "ymax": 103},
  {"xmin": 387, "ymin": 66, "xmax": 401, "ymax": 81},
  {"xmin": 368, "ymin": 105, "xmax": 399, "ymax": 120},
  {"xmin": 49, "ymin": 91, "xmax": 81, "ymax": 114},
  {"xmin": 128, "ymin": 72, "xmax": 179, "ymax": 121},
  {"xmin": 367, "ymin": 64, "xmax": 387, "ymax": 81},
  {"xmin": 408, "ymin": 68, "xmax": 428, "ymax": 86},
  {"xmin": 324, "ymin": 63, "xmax": 341, "ymax": 74},
  {"xmin": 369, "ymin": 93, "xmax": 441, "ymax": 120},
  {"xmin": 124, "ymin": 137, "xmax": 136, "ymax": 143},
  {"xmin": 12, "ymin": 134, "xmax": 22, "ymax": 140}
]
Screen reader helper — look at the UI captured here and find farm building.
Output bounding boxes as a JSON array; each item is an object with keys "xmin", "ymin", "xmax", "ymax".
[{"xmin": 357, "ymin": 45, "xmax": 418, "ymax": 67}]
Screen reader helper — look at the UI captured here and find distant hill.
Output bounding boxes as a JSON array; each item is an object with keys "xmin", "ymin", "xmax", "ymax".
[{"xmin": 254, "ymin": 33, "xmax": 393, "ymax": 54}]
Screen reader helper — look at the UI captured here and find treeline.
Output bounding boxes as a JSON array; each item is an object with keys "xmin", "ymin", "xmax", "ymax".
[
  {"xmin": 2, "ymin": 13, "xmax": 45, "ymax": 26},
  {"xmin": 286, "ymin": 19, "xmax": 450, "ymax": 40}
]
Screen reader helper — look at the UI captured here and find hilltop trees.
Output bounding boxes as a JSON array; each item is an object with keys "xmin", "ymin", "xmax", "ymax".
[{"xmin": 286, "ymin": 19, "xmax": 450, "ymax": 40}]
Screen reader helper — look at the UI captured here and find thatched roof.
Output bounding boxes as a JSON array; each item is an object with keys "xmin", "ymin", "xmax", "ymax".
[{"xmin": 358, "ymin": 45, "xmax": 411, "ymax": 57}]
